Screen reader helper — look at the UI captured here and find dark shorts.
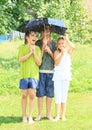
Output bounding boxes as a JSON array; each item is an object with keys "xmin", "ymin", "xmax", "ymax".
[
  {"xmin": 19, "ymin": 78, "xmax": 39, "ymax": 89},
  {"xmin": 36, "ymin": 73, "xmax": 54, "ymax": 98}
]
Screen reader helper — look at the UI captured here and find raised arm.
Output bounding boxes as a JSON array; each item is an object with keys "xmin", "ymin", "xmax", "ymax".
[
  {"xmin": 32, "ymin": 45, "xmax": 42, "ymax": 66},
  {"xmin": 42, "ymin": 38, "xmax": 54, "ymax": 59},
  {"xmin": 63, "ymin": 34, "xmax": 75, "ymax": 55}
]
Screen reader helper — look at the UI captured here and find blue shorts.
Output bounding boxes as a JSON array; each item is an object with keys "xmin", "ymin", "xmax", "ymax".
[
  {"xmin": 19, "ymin": 78, "xmax": 39, "ymax": 89},
  {"xmin": 36, "ymin": 73, "xmax": 54, "ymax": 98}
]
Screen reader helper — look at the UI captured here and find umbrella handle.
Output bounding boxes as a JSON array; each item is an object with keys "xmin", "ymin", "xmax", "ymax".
[
  {"xmin": 43, "ymin": 24, "xmax": 47, "ymax": 45},
  {"xmin": 43, "ymin": 24, "xmax": 46, "ymax": 38}
]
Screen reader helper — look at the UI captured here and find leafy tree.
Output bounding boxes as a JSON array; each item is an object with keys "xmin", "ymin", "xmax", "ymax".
[{"xmin": 0, "ymin": 0, "xmax": 91, "ymax": 44}]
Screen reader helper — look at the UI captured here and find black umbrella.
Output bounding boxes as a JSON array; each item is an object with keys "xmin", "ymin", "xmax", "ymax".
[
  {"xmin": 17, "ymin": 18, "xmax": 67, "ymax": 35},
  {"xmin": 16, "ymin": 20, "xmax": 29, "ymax": 33}
]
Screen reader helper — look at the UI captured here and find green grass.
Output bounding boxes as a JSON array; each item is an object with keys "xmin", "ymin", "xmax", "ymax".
[
  {"xmin": 0, "ymin": 40, "xmax": 21, "ymax": 94},
  {"xmin": 0, "ymin": 92, "xmax": 92, "ymax": 130},
  {"xmin": 0, "ymin": 40, "xmax": 92, "ymax": 94},
  {"xmin": 70, "ymin": 43, "xmax": 92, "ymax": 92},
  {"xmin": 0, "ymin": 41, "xmax": 92, "ymax": 129}
]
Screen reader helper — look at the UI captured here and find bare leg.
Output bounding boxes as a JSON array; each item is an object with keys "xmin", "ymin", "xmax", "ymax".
[
  {"xmin": 29, "ymin": 88, "xmax": 36, "ymax": 117},
  {"xmin": 46, "ymin": 97, "xmax": 53, "ymax": 120},
  {"xmin": 22, "ymin": 89, "xmax": 28, "ymax": 122},
  {"xmin": 54, "ymin": 103, "xmax": 61, "ymax": 121},
  {"xmin": 28, "ymin": 88, "xmax": 36, "ymax": 123},
  {"xmin": 61, "ymin": 103, "xmax": 67, "ymax": 121},
  {"xmin": 35, "ymin": 97, "xmax": 43, "ymax": 120}
]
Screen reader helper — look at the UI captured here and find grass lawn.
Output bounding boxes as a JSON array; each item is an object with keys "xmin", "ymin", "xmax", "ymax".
[
  {"xmin": 0, "ymin": 40, "xmax": 92, "ymax": 130},
  {"xmin": 0, "ymin": 92, "xmax": 92, "ymax": 130},
  {"xmin": 0, "ymin": 41, "xmax": 92, "ymax": 94}
]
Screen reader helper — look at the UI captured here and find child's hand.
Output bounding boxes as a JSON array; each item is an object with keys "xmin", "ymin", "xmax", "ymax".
[
  {"xmin": 45, "ymin": 45, "xmax": 50, "ymax": 53},
  {"xmin": 62, "ymin": 47, "xmax": 66, "ymax": 54},
  {"xmin": 63, "ymin": 34, "xmax": 69, "ymax": 41},
  {"xmin": 30, "ymin": 45, "xmax": 35, "ymax": 53},
  {"xmin": 30, "ymin": 47, "xmax": 33, "ymax": 53},
  {"xmin": 43, "ymin": 38, "xmax": 47, "ymax": 46}
]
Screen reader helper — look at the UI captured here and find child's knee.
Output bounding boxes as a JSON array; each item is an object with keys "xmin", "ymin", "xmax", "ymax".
[
  {"xmin": 22, "ymin": 93, "xmax": 28, "ymax": 99},
  {"xmin": 29, "ymin": 93, "xmax": 35, "ymax": 100}
]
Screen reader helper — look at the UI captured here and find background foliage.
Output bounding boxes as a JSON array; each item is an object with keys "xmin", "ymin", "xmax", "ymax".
[
  {"xmin": 0, "ymin": 0, "xmax": 91, "ymax": 44},
  {"xmin": 0, "ymin": 0, "xmax": 92, "ymax": 94},
  {"xmin": 0, "ymin": 40, "xmax": 92, "ymax": 94}
]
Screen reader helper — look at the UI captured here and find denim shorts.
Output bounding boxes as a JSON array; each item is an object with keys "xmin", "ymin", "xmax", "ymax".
[
  {"xmin": 36, "ymin": 73, "xmax": 54, "ymax": 98},
  {"xmin": 19, "ymin": 78, "xmax": 39, "ymax": 89}
]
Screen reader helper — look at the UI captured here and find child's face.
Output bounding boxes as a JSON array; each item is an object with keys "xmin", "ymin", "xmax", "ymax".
[
  {"xmin": 57, "ymin": 39, "xmax": 66, "ymax": 49},
  {"xmin": 41, "ymin": 29, "xmax": 51, "ymax": 38},
  {"xmin": 26, "ymin": 32, "xmax": 37, "ymax": 44}
]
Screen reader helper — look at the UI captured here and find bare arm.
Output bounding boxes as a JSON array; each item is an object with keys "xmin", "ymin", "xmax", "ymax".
[
  {"xmin": 32, "ymin": 46, "xmax": 42, "ymax": 66},
  {"xmin": 42, "ymin": 38, "xmax": 54, "ymax": 59},
  {"xmin": 54, "ymin": 50, "xmax": 63, "ymax": 66},
  {"xmin": 19, "ymin": 51, "xmax": 32, "ymax": 62},
  {"xmin": 33, "ymin": 51, "xmax": 42, "ymax": 66},
  {"xmin": 64, "ymin": 34, "xmax": 75, "ymax": 55},
  {"xmin": 45, "ymin": 45, "xmax": 54, "ymax": 59},
  {"xmin": 42, "ymin": 45, "xmax": 54, "ymax": 59}
]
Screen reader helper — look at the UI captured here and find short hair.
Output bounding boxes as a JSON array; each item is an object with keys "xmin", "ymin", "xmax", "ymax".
[
  {"xmin": 24, "ymin": 29, "xmax": 36, "ymax": 44},
  {"xmin": 40, "ymin": 24, "xmax": 51, "ymax": 32}
]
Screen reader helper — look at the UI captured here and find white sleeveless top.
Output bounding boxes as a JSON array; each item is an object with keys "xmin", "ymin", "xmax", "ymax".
[{"xmin": 53, "ymin": 52, "xmax": 72, "ymax": 81}]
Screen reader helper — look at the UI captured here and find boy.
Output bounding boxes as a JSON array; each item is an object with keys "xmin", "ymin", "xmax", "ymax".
[
  {"xmin": 18, "ymin": 29, "xmax": 42, "ymax": 123},
  {"xmin": 35, "ymin": 25, "xmax": 56, "ymax": 121}
]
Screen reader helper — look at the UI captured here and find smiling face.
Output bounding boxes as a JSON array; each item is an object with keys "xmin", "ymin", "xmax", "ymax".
[
  {"xmin": 57, "ymin": 38, "xmax": 66, "ymax": 50},
  {"xmin": 40, "ymin": 25, "xmax": 51, "ymax": 38},
  {"xmin": 25, "ymin": 31, "xmax": 37, "ymax": 45}
]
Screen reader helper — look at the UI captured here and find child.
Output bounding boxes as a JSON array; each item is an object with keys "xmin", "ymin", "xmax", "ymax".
[
  {"xmin": 18, "ymin": 29, "xmax": 42, "ymax": 124},
  {"xmin": 53, "ymin": 34, "xmax": 75, "ymax": 121},
  {"xmin": 35, "ymin": 24, "xmax": 56, "ymax": 121}
]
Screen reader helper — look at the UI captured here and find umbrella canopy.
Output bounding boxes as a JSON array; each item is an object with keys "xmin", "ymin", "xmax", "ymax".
[
  {"xmin": 16, "ymin": 20, "xmax": 29, "ymax": 33},
  {"xmin": 17, "ymin": 18, "xmax": 67, "ymax": 35}
]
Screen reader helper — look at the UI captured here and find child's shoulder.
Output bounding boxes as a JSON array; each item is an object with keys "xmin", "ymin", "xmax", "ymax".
[
  {"xmin": 18, "ymin": 44, "xmax": 26, "ymax": 51},
  {"xmin": 19, "ymin": 44, "xmax": 26, "ymax": 48},
  {"xmin": 51, "ymin": 40, "xmax": 56, "ymax": 44},
  {"xmin": 35, "ymin": 45, "xmax": 41, "ymax": 50}
]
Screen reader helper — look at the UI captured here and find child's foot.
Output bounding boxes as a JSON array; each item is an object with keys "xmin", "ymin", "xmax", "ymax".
[
  {"xmin": 62, "ymin": 116, "xmax": 67, "ymax": 121},
  {"xmin": 54, "ymin": 116, "xmax": 60, "ymax": 122},
  {"xmin": 46, "ymin": 115, "xmax": 54, "ymax": 121},
  {"xmin": 34, "ymin": 115, "xmax": 42, "ymax": 121},
  {"xmin": 28, "ymin": 117, "xmax": 34, "ymax": 124},
  {"xmin": 22, "ymin": 117, "xmax": 27, "ymax": 123}
]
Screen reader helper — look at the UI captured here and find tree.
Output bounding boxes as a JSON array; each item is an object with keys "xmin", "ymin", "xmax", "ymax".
[{"xmin": 0, "ymin": 0, "xmax": 91, "ymax": 44}]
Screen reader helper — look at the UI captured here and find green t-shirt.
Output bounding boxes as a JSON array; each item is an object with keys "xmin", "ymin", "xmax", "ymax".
[{"xmin": 18, "ymin": 44, "xmax": 42, "ymax": 80}]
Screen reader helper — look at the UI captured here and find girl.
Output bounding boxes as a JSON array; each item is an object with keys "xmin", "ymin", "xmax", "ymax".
[
  {"xmin": 53, "ymin": 34, "xmax": 75, "ymax": 121},
  {"xmin": 18, "ymin": 29, "xmax": 42, "ymax": 124}
]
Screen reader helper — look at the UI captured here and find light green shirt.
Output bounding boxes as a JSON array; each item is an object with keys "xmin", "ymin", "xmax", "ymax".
[{"xmin": 18, "ymin": 44, "xmax": 42, "ymax": 80}]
